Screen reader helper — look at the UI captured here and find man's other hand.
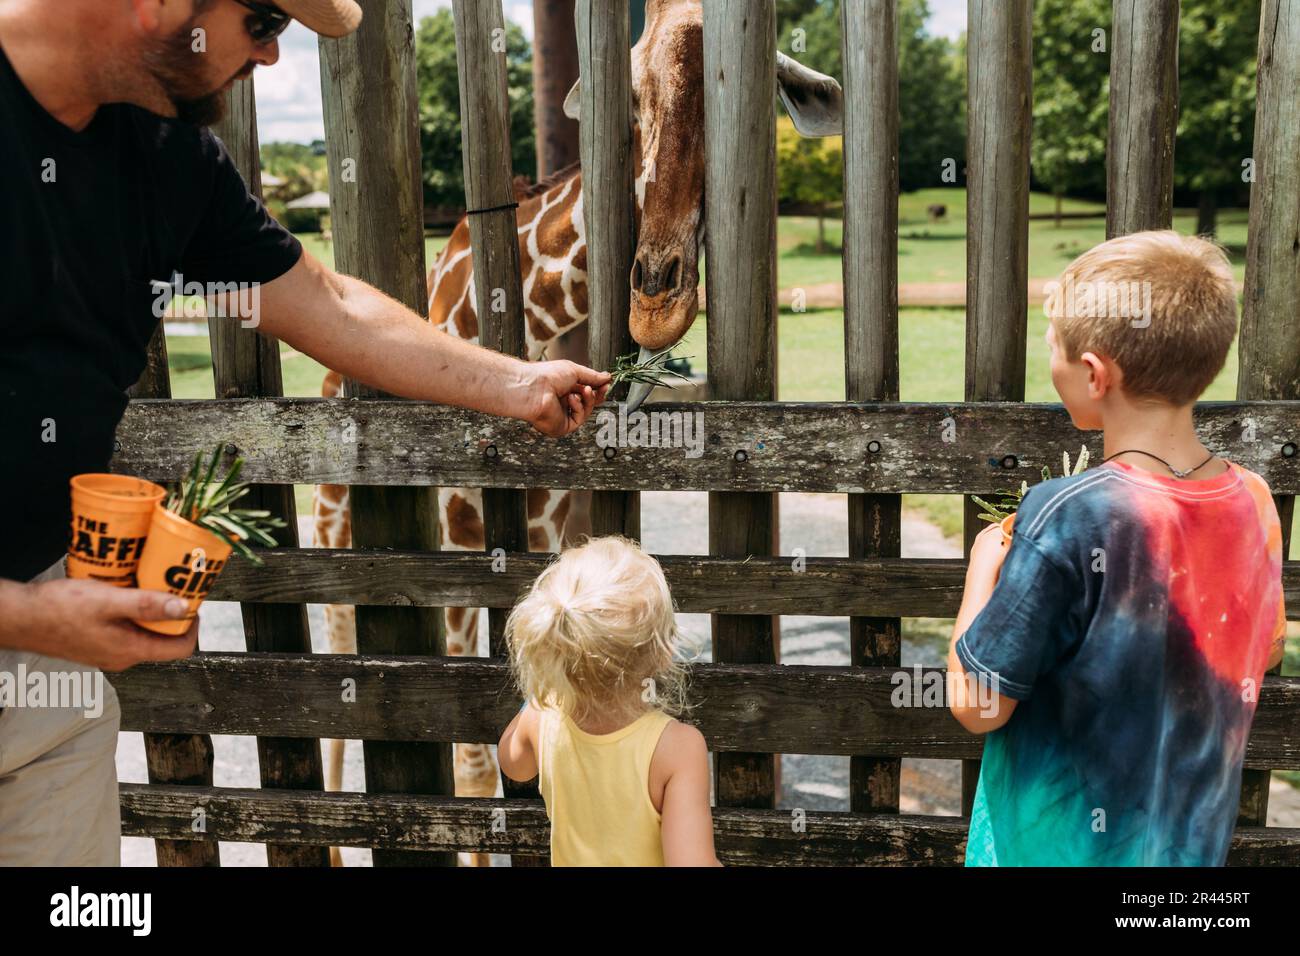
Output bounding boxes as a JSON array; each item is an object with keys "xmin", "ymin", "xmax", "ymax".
[{"xmin": 14, "ymin": 578, "xmax": 200, "ymax": 671}]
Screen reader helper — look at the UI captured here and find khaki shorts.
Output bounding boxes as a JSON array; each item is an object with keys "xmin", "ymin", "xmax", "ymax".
[{"xmin": 0, "ymin": 556, "xmax": 122, "ymax": 866}]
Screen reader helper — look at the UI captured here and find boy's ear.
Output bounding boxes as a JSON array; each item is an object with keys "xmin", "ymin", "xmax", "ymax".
[{"xmin": 1082, "ymin": 351, "xmax": 1113, "ymax": 398}]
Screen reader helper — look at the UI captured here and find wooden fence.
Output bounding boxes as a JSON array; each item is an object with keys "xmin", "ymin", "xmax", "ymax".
[{"xmin": 110, "ymin": 0, "xmax": 1300, "ymax": 865}]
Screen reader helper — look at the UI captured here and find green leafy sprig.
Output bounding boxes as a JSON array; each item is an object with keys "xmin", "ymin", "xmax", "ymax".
[
  {"xmin": 163, "ymin": 445, "xmax": 287, "ymax": 566},
  {"xmin": 972, "ymin": 446, "xmax": 1091, "ymax": 525},
  {"xmin": 609, "ymin": 347, "xmax": 694, "ymax": 389}
]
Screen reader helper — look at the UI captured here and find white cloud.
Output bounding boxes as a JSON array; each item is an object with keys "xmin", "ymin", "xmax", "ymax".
[
  {"xmin": 925, "ymin": 0, "xmax": 966, "ymax": 40},
  {"xmin": 254, "ymin": 1, "xmax": 533, "ymax": 144}
]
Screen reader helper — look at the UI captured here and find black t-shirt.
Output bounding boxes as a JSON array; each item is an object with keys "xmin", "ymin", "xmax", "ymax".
[{"xmin": 0, "ymin": 45, "xmax": 303, "ymax": 583}]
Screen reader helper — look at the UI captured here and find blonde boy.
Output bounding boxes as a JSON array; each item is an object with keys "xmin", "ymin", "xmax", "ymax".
[{"xmin": 948, "ymin": 231, "xmax": 1287, "ymax": 866}]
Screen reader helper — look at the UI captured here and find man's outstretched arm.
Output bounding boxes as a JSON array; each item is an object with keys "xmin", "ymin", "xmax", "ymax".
[{"xmin": 248, "ymin": 250, "xmax": 611, "ymax": 437}]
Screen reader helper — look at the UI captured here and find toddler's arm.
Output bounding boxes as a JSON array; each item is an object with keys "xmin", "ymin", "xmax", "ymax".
[
  {"xmin": 498, "ymin": 701, "xmax": 540, "ymax": 782},
  {"xmin": 658, "ymin": 723, "xmax": 721, "ymax": 866}
]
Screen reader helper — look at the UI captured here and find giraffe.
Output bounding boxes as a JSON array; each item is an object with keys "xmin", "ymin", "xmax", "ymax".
[{"xmin": 311, "ymin": 0, "xmax": 843, "ymax": 864}]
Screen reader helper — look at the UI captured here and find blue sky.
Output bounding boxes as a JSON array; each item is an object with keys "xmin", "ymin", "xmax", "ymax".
[{"xmin": 255, "ymin": 0, "xmax": 966, "ymax": 143}]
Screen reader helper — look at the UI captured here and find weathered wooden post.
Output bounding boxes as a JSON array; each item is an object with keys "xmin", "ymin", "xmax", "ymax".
[
  {"xmin": 451, "ymin": 0, "xmax": 545, "ymax": 864},
  {"xmin": 576, "ymin": 0, "xmax": 638, "ymax": 539},
  {"xmin": 702, "ymin": 0, "xmax": 780, "ymax": 808},
  {"xmin": 127, "ymin": 349, "xmax": 217, "ymax": 866},
  {"xmin": 320, "ymin": 0, "xmax": 453, "ymax": 866},
  {"xmin": 1236, "ymin": 0, "xmax": 1300, "ymax": 828},
  {"xmin": 126, "ymin": 186, "xmax": 214, "ymax": 867},
  {"xmin": 842, "ymin": 0, "xmax": 902, "ymax": 815},
  {"xmin": 1107, "ymin": 0, "xmax": 1180, "ymax": 237},
  {"xmin": 962, "ymin": 0, "xmax": 1032, "ymax": 815},
  {"xmin": 210, "ymin": 79, "xmax": 329, "ymax": 867}
]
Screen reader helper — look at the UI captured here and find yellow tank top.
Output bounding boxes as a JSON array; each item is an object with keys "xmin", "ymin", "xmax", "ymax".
[{"xmin": 536, "ymin": 706, "xmax": 674, "ymax": 866}]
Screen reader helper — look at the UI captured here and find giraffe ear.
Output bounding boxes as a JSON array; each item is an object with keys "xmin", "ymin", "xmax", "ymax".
[
  {"xmin": 563, "ymin": 78, "xmax": 581, "ymax": 120},
  {"xmin": 776, "ymin": 52, "xmax": 843, "ymax": 137}
]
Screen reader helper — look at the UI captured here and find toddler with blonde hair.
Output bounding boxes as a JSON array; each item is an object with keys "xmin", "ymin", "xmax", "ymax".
[{"xmin": 498, "ymin": 536, "xmax": 720, "ymax": 866}]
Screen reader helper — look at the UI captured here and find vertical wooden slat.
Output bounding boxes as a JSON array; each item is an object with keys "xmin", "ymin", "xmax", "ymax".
[
  {"xmin": 842, "ymin": 0, "xmax": 901, "ymax": 814},
  {"xmin": 127, "ymin": 331, "xmax": 171, "ymax": 401},
  {"xmin": 961, "ymin": 0, "xmax": 1033, "ymax": 815},
  {"xmin": 451, "ymin": 0, "xmax": 544, "ymax": 865},
  {"xmin": 577, "ymin": 0, "xmax": 639, "ymax": 540},
  {"xmin": 451, "ymin": 0, "xmax": 530, "ymax": 656},
  {"xmin": 703, "ymin": 0, "xmax": 779, "ymax": 809},
  {"xmin": 210, "ymin": 80, "xmax": 329, "ymax": 867},
  {"xmin": 127, "ymin": 279, "xmax": 218, "ymax": 869},
  {"xmin": 1236, "ymin": 0, "xmax": 1300, "ymax": 828},
  {"xmin": 320, "ymin": 0, "xmax": 453, "ymax": 867},
  {"xmin": 1107, "ymin": 0, "xmax": 1180, "ymax": 238}
]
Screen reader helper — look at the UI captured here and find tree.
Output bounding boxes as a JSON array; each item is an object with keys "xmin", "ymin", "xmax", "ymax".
[
  {"xmin": 259, "ymin": 141, "xmax": 329, "ymax": 228},
  {"xmin": 1030, "ymin": 0, "xmax": 1109, "ymax": 225},
  {"xmin": 776, "ymin": 116, "xmax": 843, "ymax": 253},
  {"xmin": 1176, "ymin": 1, "xmax": 1258, "ymax": 237},
  {"xmin": 415, "ymin": 9, "xmax": 536, "ymax": 213},
  {"xmin": 776, "ymin": 0, "xmax": 965, "ymax": 192},
  {"xmin": 532, "ymin": 0, "xmax": 580, "ymax": 179}
]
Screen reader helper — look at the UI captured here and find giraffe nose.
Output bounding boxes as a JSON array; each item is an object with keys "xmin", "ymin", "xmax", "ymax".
[{"xmin": 631, "ymin": 253, "xmax": 683, "ymax": 297}]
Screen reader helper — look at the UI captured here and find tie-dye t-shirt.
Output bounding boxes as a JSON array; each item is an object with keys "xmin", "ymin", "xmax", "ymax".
[{"xmin": 955, "ymin": 458, "xmax": 1286, "ymax": 866}]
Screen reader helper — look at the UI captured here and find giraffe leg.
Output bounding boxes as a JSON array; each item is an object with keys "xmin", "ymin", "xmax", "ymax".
[
  {"xmin": 447, "ymin": 606, "xmax": 497, "ymax": 867},
  {"xmin": 439, "ymin": 489, "xmax": 497, "ymax": 866},
  {"xmin": 313, "ymin": 470, "xmax": 356, "ymax": 867}
]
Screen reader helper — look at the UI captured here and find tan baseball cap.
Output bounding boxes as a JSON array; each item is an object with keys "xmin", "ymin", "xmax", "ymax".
[{"xmin": 275, "ymin": 0, "xmax": 363, "ymax": 38}]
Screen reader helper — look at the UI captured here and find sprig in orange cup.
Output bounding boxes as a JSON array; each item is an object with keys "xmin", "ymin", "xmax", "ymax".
[{"xmin": 133, "ymin": 445, "xmax": 286, "ymax": 636}]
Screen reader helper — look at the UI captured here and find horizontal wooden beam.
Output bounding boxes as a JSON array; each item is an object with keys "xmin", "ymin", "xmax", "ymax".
[
  {"xmin": 113, "ymin": 399, "xmax": 1300, "ymax": 494},
  {"xmin": 209, "ymin": 548, "xmax": 1300, "ymax": 622},
  {"xmin": 116, "ymin": 783, "xmax": 1300, "ymax": 865},
  {"xmin": 108, "ymin": 654, "xmax": 1300, "ymax": 769},
  {"xmin": 212, "ymin": 549, "xmax": 967, "ymax": 615}
]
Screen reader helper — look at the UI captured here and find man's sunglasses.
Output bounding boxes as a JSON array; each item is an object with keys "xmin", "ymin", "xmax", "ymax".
[{"xmin": 232, "ymin": 0, "xmax": 292, "ymax": 45}]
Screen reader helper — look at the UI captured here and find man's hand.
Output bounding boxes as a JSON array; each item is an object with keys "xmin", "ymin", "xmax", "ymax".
[
  {"xmin": 2, "ymin": 579, "xmax": 199, "ymax": 671},
  {"xmin": 517, "ymin": 360, "xmax": 612, "ymax": 437}
]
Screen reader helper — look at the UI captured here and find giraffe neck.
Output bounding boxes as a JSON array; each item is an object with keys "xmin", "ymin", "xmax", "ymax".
[{"xmin": 426, "ymin": 129, "xmax": 646, "ymax": 360}]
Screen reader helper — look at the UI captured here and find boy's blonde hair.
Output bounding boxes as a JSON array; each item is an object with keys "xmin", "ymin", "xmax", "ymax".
[
  {"xmin": 505, "ymin": 536, "xmax": 687, "ymax": 721},
  {"xmin": 1047, "ymin": 230, "xmax": 1238, "ymax": 405}
]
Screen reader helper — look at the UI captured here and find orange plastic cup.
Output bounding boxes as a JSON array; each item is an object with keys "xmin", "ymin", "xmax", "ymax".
[
  {"xmin": 68, "ymin": 474, "xmax": 167, "ymax": 586},
  {"xmin": 999, "ymin": 512, "xmax": 1016, "ymax": 545},
  {"xmin": 132, "ymin": 503, "xmax": 234, "ymax": 636}
]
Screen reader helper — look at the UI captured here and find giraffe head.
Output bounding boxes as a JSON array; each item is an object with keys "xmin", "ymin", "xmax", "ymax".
[{"xmin": 565, "ymin": 0, "xmax": 844, "ymax": 410}]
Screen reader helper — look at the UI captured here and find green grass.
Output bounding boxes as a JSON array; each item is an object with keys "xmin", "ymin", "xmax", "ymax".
[
  {"xmin": 761, "ymin": 189, "xmax": 1247, "ymax": 291},
  {"xmin": 293, "ymin": 232, "xmax": 452, "ymax": 273}
]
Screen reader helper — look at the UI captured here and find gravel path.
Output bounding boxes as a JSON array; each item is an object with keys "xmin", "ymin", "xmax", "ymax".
[{"xmin": 116, "ymin": 492, "xmax": 1298, "ymax": 865}]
